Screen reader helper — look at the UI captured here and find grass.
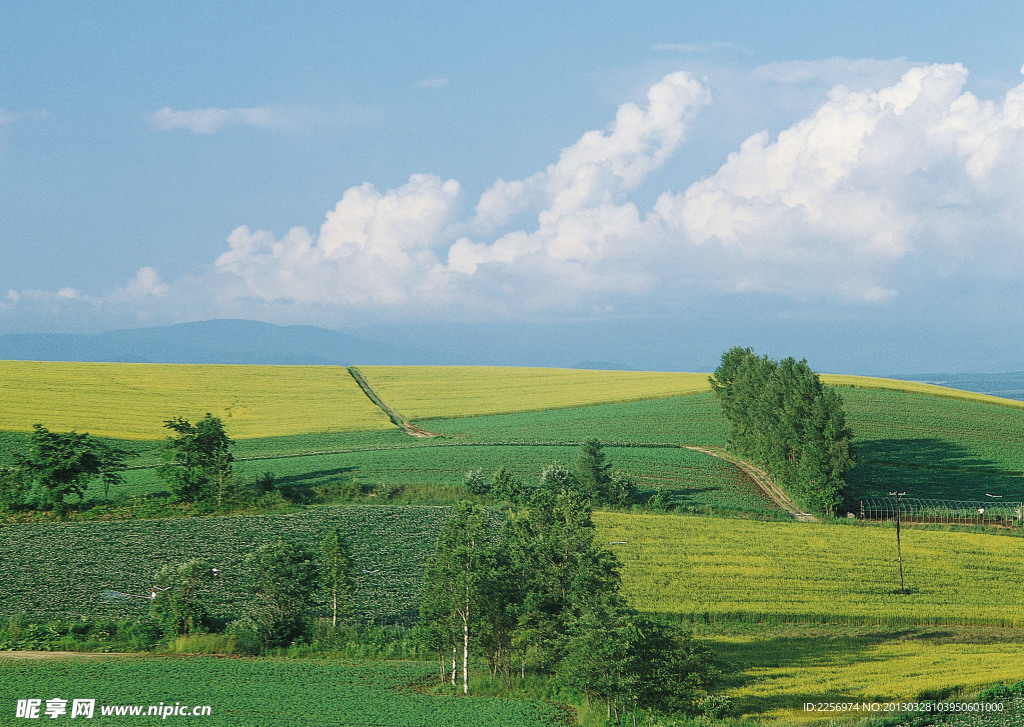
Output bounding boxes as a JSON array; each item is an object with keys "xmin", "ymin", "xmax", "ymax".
[
  {"xmin": 356, "ymin": 365, "xmax": 713, "ymax": 420},
  {"xmin": 595, "ymin": 512, "xmax": 1024, "ymax": 626},
  {"xmin": 698, "ymin": 623, "xmax": 1024, "ymax": 724},
  {"xmin": 0, "ymin": 361, "xmax": 393, "ymax": 439},
  {"xmin": 0, "ymin": 656, "xmax": 564, "ymax": 726}
]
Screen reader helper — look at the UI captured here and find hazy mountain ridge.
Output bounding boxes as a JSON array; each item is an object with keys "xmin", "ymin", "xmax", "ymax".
[{"xmin": 0, "ymin": 320, "xmax": 456, "ymax": 366}]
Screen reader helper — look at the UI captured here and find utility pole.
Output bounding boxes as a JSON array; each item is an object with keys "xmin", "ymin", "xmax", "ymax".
[{"xmin": 890, "ymin": 491, "xmax": 906, "ymax": 595}]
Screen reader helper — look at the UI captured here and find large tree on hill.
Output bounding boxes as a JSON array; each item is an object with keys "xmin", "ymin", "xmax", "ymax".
[
  {"xmin": 709, "ymin": 347, "xmax": 856, "ymax": 515},
  {"xmin": 157, "ymin": 413, "xmax": 234, "ymax": 505}
]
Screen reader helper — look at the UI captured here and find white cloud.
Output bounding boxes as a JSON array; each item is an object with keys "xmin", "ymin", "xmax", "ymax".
[
  {"xmin": 19, "ymin": 61, "xmax": 1024, "ymax": 328},
  {"xmin": 415, "ymin": 77, "xmax": 450, "ymax": 89},
  {"xmin": 213, "ymin": 174, "xmax": 462, "ymax": 307},
  {"xmin": 144, "ymin": 106, "xmax": 293, "ymax": 133},
  {"xmin": 121, "ymin": 267, "xmax": 169, "ymax": 298}
]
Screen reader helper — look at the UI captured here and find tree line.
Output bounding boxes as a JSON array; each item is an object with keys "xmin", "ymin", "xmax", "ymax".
[
  {"xmin": 709, "ymin": 346, "xmax": 857, "ymax": 515},
  {"xmin": 0, "ymin": 414, "xmax": 272, "ymax": 515}
]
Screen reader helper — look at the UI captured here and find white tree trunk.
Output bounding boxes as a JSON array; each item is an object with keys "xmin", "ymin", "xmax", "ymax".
[{"xmin": 462, "ymin": 611, "xmax": 469, "ymax": 695}]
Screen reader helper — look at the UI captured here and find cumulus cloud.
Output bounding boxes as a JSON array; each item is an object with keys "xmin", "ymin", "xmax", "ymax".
[
  {"xmin": 213, "ymin": 174, "xmax": 462, "ymax": 307},
  {"xmin": 18, "ymin": 62, "xmax": 1024, "ymax": 327},
  {"xmin": 144, "ymin": 106, "xmax": 294, "ymax": 133},
  {"xmin": 652, "ymin": 62, "xmax": 1024, "ymax": 300}
]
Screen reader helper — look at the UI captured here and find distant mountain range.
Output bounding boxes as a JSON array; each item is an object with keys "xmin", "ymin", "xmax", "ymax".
[{"xmin": 0, "ymin": 319, "xmax": 459, "ymax": 366}]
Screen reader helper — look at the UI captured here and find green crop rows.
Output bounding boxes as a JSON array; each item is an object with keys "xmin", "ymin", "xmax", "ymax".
[
  {"xmin": 840, "ymin": 388, "xmax": 1024, "ymax": 503},
  {"xmin": 0, "ymin": 657, "xmax": 563, "ymax": 726},
  {"xmin": 0, "ymin": 506, "xmax": 449, "ymax": 624}
]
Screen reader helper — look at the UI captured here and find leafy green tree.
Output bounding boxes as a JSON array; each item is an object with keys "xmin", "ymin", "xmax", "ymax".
[
  {"xmin": 504, "ymin": 488, "xmax": 622, "ymax": 669},
  {"xmin": 539, "ymin": 463, "xmax": 579, "ymax": 498},
  {"xmin": 491, "ymin": 466, "xmax": 524, "ymax": 504},
  {"xmin": 557, "ymin": 605, "xmax": 720, "ymax": 722},
  {"xmin": 709, "ymin": 347, "xmax": 856, "ymax": 515},
  {"xmin": 419, "ymin": 501, "xmax": 494, "ymax": 694},
  {"xmin": 157, "ymin": 413, "xmax": 234, "ymax": 505},
  {"xmin": 15, "ymin": 424, "xmax": 125, "ymax": 514},
  {"xmin": 320, "ymin": 526, "xmax": 355, "ymax": 627},
  {"xmin": 150, "ymin": 559, "xmax": 215, "ymax": 637},
  {"xmin": 575, "ymin": 438, "xmax": 612, "ymax": 498},
  {"xmin": 0, "ymin": 465, "xmax": 28, "ymax": 511},
  {"xmin": 463, "ymin": 468, "xmax": 490, "ymax": 495},
  {"xmin": 246, "ymin": 537, "xmax": 320, "ymax": 647}
]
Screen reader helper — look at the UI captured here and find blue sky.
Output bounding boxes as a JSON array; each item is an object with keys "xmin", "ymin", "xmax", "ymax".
[{"xmin": 3, "ymin": 2, "xmax": 1024, "ymax": 373}]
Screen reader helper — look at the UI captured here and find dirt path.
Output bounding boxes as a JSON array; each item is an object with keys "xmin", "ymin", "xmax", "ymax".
[
  {"xmin": 347, "ymin": 367, "xmax": 441, "ymax": 438},
  {"xmin": 684, "ymin": 445, "xmax": 817, "ymax": 522},
  {"xmin": 0, "ymin": 651, "xmax": 140, "ymax": 660}
]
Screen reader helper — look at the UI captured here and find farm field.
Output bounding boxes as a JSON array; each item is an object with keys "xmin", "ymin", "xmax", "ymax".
[
  {"xmin": 839, "ymin": 388, "xmax": 1024, "ymax": 503},
  {"xmin": 103, "ymin": 440, "xmax": 772, "ymax": 514},
  {"xmin": 0, "ymin": 506, "xmax": 450, "ymax": 624},
  {"xmin": 0, "ymin": 361, "xmax": 392, "ymax": 439},
  {"xmin": 6, "ymin": 505, "xmax": 1024, "ymax": 629},
  {"xmin": 594, "ymin": 512, "xmax": 1024, "ymax": 625},
  {"xmin": 354, "ymin": 365, "xmax": 713, "ymax": 419},
  {"xmin": 702, "ymin": 624, "xmax": 1024, "ymax": 723},
  {"xmin": 0, "ymin": 656, "xmax": 563, "ymax": 726}
]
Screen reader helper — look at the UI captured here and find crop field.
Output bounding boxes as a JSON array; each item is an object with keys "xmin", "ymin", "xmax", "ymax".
[
  {"xmin": 420, "ymin": 392, "xmax": 729, "ymax": 445},
  {"xmin": 594, "ymin": 512, "xmax": 1024, "ymax": 626},
  {"xmin": 838, "ymin": 388, "xmax": 1024, "ymax": 503},
  {"xmin": 0, "ymin": 656, "xmax": 563, "ymax": 726},
  {"xmin": 705, "ymin": 625, "xmax": 1024, "ymax": 723},
  {"xmin": 823, "ymin": 374, "xmax": 1024, "ymax": 410},
  {"xmin": 0, "ymin": 506, "xmax": 450, "ymax": 624},
  {"xmin": 355, "ymin": 365, "xmax": 713, "ymax": 420},
  {"xmin": 0, "ymin": 360, "xmax": 392, "ymax": 440},
  {"xmin": 89, "ymin": 438, "xmax": 772, "ymax": 515}
]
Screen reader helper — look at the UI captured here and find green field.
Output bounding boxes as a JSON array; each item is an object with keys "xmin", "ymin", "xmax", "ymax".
[
  {"xmin": 0, "ymin": 656, "xmax": 563, "ymax": 726},
  {"xmin": 0, "ymin": 506, "xmax": 449, "ymax": 624}
]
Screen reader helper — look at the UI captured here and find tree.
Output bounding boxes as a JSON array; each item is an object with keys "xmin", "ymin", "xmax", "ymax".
[
  {"xmin": 245, "ymin": 538, "xmax": 320, "ymax": 647},
  {"xmin": 491, "ymin": 466, "xmax": 524, "ymax": 504},
  {"xmin": 463, "ymin": 468, "xmax": 490, "ymax": 495},
  {"xmin": 150, "ymin": 559, "xmax": 215, "ymax": 637},
  {"xmin": 575, "ymin": 438, "xmax": 612, "ymax": 499},
  {"xmin": 419, "ymin": 501, "xmax": 494, "ymax": 694},
  {"xmin": 709, "ymin": 347, "xmax": 856, "ymax": 515},
  {"xmin": 157, "ymin": 414, "xmax": 234, "ymax": 505},
  {"xmin": 320, "ymin": 526, "xmax": 355, "ymax": 627},
  {"xmin": 557, "ymin": 605, "xmax": 720, "ymax": 722},
  {"xmin": 0, "ymin": 466, "xmax": 28, "ymax": 512},
  {"xmin": 15, "ymin": 424, "xmax": 125, "ymax": 514}
]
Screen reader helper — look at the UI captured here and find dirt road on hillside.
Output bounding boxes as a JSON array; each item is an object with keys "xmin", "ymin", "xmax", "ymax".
[{"xmin": 684, "ymin": 446, "xmax": 817, "ymax": 522}]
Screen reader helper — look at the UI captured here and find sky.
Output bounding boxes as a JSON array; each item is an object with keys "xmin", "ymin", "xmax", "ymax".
[{"xmin": 2, "ymin": 1, "xmax": 1024, "ymax": 374}]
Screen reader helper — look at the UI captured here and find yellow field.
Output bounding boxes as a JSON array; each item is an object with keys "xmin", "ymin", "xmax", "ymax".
[
  {"xmin": 713, "ymin": 632, "xmax": 1024, "ymax": 723},
  {"xmin": 0, "ymin": 361, "xmax": 393, "ymax": 440},
  {"xmin": 355, "ymin": 366, "xmax": 713, "ymax": 420},
  {"xmin": 594, "ymin": 512, "xmax": 1024, "ymax": 625}
]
